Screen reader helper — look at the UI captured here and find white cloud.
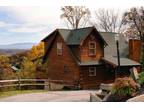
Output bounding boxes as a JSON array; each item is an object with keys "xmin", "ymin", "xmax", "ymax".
[
  {"xmin": 0, "ymin": 21, "xmax": 7, "ymax": 27},
  {"xmin": 0, "ymin": 0, "xmax": 143, "ymax": 44},
  {"xmin": 3, "ymin": 6, "xmax": 63, "ymax": 27},
  {"xmin": 0, "ymin": 6, "xmax": 65, "ymax": 35},
  {"xmin": 9, "ymin": 23, "xmax": 49, "ymax": 33},
  {"xmin": 0, "ymin": 21, "xmax": 16, "ymax": 28}
]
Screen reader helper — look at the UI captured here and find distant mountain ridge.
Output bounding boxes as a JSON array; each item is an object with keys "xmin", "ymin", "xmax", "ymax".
[{"xmin": 0, "ymin": 43, "xmax": 37, "ymax": 49}]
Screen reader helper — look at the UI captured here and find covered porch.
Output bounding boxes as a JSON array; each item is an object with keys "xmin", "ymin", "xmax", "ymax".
[{"xmin": 102, "ymin": 56, "xmax": 141, "ymax": 78}]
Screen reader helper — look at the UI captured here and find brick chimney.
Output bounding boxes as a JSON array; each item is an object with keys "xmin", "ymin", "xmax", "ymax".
[{"xmin": 129, "ymin": 39, "xmax": 141, "ymax": 62}]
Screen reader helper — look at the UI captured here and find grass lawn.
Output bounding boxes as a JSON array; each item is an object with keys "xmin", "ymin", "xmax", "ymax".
[{"xmin": 0, "ymin": 90, "xmax": 48, "ymax": 98}]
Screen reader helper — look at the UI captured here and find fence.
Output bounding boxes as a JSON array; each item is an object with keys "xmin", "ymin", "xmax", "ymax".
[{"xmin": 0, "ymin": 79, "xmax": 75, "ymax": 90}]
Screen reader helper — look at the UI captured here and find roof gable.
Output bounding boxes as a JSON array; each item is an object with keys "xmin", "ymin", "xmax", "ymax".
[
  {"xmin": 58, "ymin": 29, "xmax": 71, "ymax": 42},
  {"xmin": 66, "ymin": 27, "xmax": 94, "ymax": 45},
  {"xmin": 42, "ymin": 27, "xmax": 107, "ymax": 46}
]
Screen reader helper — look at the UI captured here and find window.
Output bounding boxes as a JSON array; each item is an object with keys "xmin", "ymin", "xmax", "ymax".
[
  {"xmin": 64, "ymin": 65, "xmax": 69, "ymax": 73},
  {"xmin": 57, "ymin": 42, "xmax": 62, "ymax": 55},
  {"xmin": 89, "ymin": 41, "xmax": 96, "ymax": 56},
  {"xmin": 89, "ymin": 67, "xmax": 96, "ymax": 76}
]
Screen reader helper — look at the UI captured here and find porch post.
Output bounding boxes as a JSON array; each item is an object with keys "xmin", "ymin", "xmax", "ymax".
[{"xmin": 115, "ymin": 34, "xmax": 120, "ymax": 78}]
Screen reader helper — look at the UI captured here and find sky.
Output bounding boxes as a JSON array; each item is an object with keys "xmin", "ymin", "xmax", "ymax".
[{"xmin": 0, "ymin": 0, "xmax": 143, "ymax": 45}]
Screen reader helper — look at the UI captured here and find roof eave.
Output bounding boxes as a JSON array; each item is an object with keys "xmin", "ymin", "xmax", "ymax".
[{"xmin": 41, "ymin": 29, "xmax": 58, "ymax": 42}]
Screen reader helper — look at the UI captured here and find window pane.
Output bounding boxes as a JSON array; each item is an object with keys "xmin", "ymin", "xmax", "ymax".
[
  {"xmin": 57, "ymin": 43, "xmax": 62, "ymax": 49},
  {"xmin": 90, "ymin": 43, "xmax": 95, "ymax": 48},
  {"xmin": 89, "ymin": 49, "xmax": 95, "ymax": 55},
  {"xmin": 89, "ymin": 41, "xmax": 96, "ymax": 56},
  {"xmin": 89, "ymin": 67, "xmax": 96, "ymax": 76},
  {"xmin": 57, "ymin": 42, "xmax": 62, "ymax": 55}
]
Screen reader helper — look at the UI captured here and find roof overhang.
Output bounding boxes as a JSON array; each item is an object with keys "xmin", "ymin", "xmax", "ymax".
[
  {"xmin": 102, "ymin": 56, "xmax": 141, "ymax": 67},
  {"xmin": 78, "ymin": 61, "xmax": 102, "ymax": 66}
]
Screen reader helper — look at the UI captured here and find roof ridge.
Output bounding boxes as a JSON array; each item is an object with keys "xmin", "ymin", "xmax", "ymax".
[
  {"xmin": 58, "ymin": 28, "xmax": 72, "ymax": 31},
  {"xmin": 57, "ymin": 26, "xmax": 94, "ymax": 31},
  {"xmin": 72, "ymin": 26, "xmax": 94, "ymax": 31}
]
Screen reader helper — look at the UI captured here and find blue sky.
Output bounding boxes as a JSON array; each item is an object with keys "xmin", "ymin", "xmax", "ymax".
[
  {"xmin": 0, "ymin": 6, "xmax": 63, "ymax": 45},
  {"xmin": 0, "ymin": 0, "xmax": 143, "ymax": 45}
]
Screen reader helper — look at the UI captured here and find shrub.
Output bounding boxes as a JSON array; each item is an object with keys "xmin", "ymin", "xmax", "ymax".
[
  {"xmin": 137, "ymin": 72, "xmax": 144, "ymax": 86},
  {"xmin": 112, "ymin": 77, "xmax": 138, "ymax": 97},
  {"xmin": 20, "ymin": 57, "xmax": 36, "ymax": 79}
]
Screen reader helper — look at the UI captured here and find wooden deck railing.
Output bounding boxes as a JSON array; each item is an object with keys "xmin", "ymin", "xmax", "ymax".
[{"xmin": 0, "ymin": 79, "xmax": 75, "ymax": 90}]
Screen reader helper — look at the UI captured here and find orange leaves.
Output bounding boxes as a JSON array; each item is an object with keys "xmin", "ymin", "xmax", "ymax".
[{"xmin": 27, "ymin": 42, "xmax": 44, "ymax": 60}]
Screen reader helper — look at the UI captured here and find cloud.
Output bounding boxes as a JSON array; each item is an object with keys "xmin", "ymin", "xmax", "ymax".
[
  {"xmin": 0, "ymin": 6, "xmax": 65, "ymax": 36},
  {"xmin": 0, "ymin": 21, "xmax": 7, "ymax": 27},
  {"xmin": 2, "ymin": 6, "xmax": 63, "ymax": 27},
  {"xmin": 0, "ymin": 3, "xmax": 143, "ymax": 44},
  {"xmin": 9, "ymin": 23, "xmax": 49, "ymax": 33}
]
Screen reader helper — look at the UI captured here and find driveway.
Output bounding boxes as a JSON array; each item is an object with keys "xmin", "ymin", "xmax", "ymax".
[
  {"xmin": 0, "ymin": 90, "xmax": 99, "ymax": 102},
  {"xmin": 127, "ymin": 94, "xmax": 144, "ymax": 102}
]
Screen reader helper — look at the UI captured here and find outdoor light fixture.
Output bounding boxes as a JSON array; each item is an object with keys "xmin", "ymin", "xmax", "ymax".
[{"xmin": 115, "ymin": 33, "xmax": 120, "ymax": 78}]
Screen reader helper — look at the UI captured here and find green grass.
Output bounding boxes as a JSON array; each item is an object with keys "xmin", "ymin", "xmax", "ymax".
[{"xmin": 0, "ymin": 90, "xmax": 48, "ymax": 98}]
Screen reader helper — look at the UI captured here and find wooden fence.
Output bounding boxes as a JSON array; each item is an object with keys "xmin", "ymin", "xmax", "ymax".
[{"xmin": 0, "ymin": 79, "xmax": 75, "ymax": 90}]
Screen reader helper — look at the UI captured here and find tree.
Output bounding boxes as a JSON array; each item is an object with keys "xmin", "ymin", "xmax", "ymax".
[
  {"xmin": 0, "ymin": 55, "xmax": 16, "ymax": 80},
  {"xmin": 20, "ymin": 57, "xmax": 36, "ymax": 79},
  {"xmin": 27, "ymin": 42, "xmax": 44, "ymax": 60},
  {"xmin": 122, "ymin": 7, "xmax": 144, "ymax": 41},
  {"xmin": 60, "ymin": 6, "xmax": 91, "ymax": 29},
  {"xmin": 122, "ymin": 7, "xmax": 144, "ymax": 71},
  {"xmin": 91, "ymin": 9, "xmax": 124, "ymax": 33}
]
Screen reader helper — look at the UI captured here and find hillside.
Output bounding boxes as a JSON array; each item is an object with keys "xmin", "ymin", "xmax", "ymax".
[
  {"xmin": 0, "ymin": 43, "xmax": 36, "ymax": 49},
  {"xmin": 0, "ymin": 49, "xmax": 28, "ymax": 56}
]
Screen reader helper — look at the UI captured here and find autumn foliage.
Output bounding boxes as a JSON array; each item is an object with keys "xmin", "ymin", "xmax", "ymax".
[
  {"xmin": 112, "ymin": 77, "xmax": 138, "ymax": 97},
  {"xmin": 0, "ymin": 55, "xmax": 16, "ymax": 80},
  {"xmin": 27, "ymin": 42, "xmax": 44, "ymax": 60}
]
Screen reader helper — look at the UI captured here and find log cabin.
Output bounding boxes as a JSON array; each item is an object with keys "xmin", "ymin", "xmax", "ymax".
[{"xmin": 41, "ymin": 27, "xmax": 141, "ymax": 89}]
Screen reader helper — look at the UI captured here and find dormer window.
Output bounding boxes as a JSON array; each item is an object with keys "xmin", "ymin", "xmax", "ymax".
[
  {"xmin": 89, "ymin": 41, "xmax": 96, "ymax": 56},
  {"xmin": 57, "ymin": 42, "xmax": 62, "ymax": 55}
]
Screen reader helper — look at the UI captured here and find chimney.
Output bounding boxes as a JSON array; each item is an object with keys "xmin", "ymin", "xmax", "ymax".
[{"xmin": 129, "ymin": 39, "xmax": 141, "ymax": 62}]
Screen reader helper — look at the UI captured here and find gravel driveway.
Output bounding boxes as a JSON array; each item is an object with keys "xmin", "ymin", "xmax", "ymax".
[{"xmin": 0, "ymin": 90, "xmax": 99, "ymax": 102}]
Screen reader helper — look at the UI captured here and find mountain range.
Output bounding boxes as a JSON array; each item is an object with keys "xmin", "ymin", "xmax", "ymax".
[{"xmin": 0, "ymin": 43, "xmax": 37, "ymax": 49}]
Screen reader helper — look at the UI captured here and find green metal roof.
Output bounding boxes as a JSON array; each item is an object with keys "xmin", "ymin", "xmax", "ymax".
[
  {"xmin": 58, "ymin": 27, "xmax": 106, "ymax": 45},
  {"xmin": 67, "ymin": 27, "xmax": 93, "ymax": 45},
  {"xmin": 100, "ymin": 32, "xmax": 129, "ymax": 57},
  {"xmin": 103, "ymin": 56, "xmax": 140, "ymax": 66},
  {"xmin": 58, "ymin": 29, "xmax": 71, "ymax": 42}
]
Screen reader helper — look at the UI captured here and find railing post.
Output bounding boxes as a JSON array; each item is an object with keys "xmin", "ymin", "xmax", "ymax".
[
  {"xmin": 48, "ymin": 81, "xmax": 51, "ymax": 90},
  {"xmin": 18, "ymin": 76, "xmax": 21, "ymax": 90}
]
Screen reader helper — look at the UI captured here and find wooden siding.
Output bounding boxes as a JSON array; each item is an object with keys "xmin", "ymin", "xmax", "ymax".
[
  {"xmin": 46, "ymin": 33, "xmax": 80, "ymax": 85},
  {"xmin": 44, "ymin": 34, "xmax": 56, "ymax": 53},
  {"xmin": 80, "ymin": 33, "xmax": 104, "ymax": 62},
  {"xmin": 79, "ymin": 65, "xmax": 114, "ymax": 89}
]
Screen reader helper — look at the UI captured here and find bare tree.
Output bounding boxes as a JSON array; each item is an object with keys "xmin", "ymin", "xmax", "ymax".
[
  {"xmin": 122, "ymin": 7, "xmax": 144, "ymax": 71},
  {"xmin": 60, "ymin": 6, "xmax": 91, "ymax": 29},
  {"xmin": 122, "ymin": 7, "xmax": 144, "ymax": 41},
  {"xmin": 90, "ymin": 9, "xmax": 124, "ymax": 33}
]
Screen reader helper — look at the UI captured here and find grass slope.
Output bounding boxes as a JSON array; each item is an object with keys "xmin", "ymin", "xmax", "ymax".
[{"xmin": 0, "ymin": 90, "xmax": 48, "ymax": 98}]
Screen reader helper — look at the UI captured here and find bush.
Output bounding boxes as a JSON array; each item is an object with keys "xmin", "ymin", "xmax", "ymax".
[
  {"xmin": 112, "ymin": 77, "xmax": 138, "ymax": 97},
  {"xmin": 137, "ymin": 72, "xmax": 144, "ymax": 86},
  {"xmin": 20, "ymin": 57, "xmax": 36, "ymax": 79}
]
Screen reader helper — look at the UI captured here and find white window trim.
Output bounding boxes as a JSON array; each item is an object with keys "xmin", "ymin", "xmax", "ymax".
[
  {"xmin": 89, "ymin": 67, "xmax": 96, "ymax": 76},
  {"xmin": 88, "ymin": 41, "xmax": 96, "ymax": 56},
  {"xmin": 57, "ymin": 42, "xmax": 62, "ymax": 55}
]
